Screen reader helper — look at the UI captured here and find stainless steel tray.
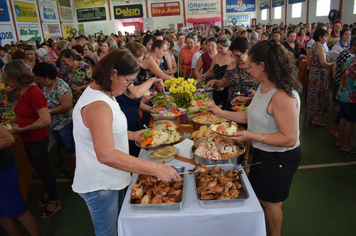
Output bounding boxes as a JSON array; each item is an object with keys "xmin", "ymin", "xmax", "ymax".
[
  {"xmin": 194, "ymin": 164, "xmax": 249, "ymax": 208},
  {"xmin": 129, "ymin": 166, "xmax": 186, "ymax": 212}
]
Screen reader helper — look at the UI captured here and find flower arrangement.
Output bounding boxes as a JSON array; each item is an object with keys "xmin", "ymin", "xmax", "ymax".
[{"xmin": 164, "ymin": 77, "xmax": 197, "ymax": 109}]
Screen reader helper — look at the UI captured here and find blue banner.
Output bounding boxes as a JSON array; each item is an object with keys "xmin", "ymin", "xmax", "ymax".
[
  {"xmin": 260, "ymin": 0, "xmax": 269, "ymax": 10},
  {"xmin": 226, "ymin": 0, "xmax": 256, "ymax": 13},
  {"xmin": 272, "ymin": 0, "xmax": 284, "ymax": 7},
  {"xmin": 0, "ymin": 0, "xmax": 10, "ymax": 22},
  {"xmin": 288, "ymin": 0, "xmax": 305, "ymax": 4}
]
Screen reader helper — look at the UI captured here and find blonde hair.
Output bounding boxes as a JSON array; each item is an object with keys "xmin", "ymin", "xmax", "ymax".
[
  {"xmin": 4, "ymin": 59, "xmax": 35, "ymax": 86},
  {"xmin": 56, "ymin": 40, "xmax": 71, "ymax": 52}
]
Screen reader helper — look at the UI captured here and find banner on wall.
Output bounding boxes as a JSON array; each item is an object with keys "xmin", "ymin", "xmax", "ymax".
[
  {"xmin": 272, "ymin": 0, "xmax": 285, "ymax": 7},
  {"xmin": 187, "ymin": 0, "xmax": 218, "ymax": 14},
  {"xmin": 62, "ymin": 24, "xmax": 74, "ymax": 38},
  {"xmin": 77, "ymin": 7, "xmax": 106, "ymax": 22},
  {"xmin": 114, "ymin": 4, "xmax": 143, "ymax": 19},
  {"xmin": 74, "ymin": 0, "xmax": 105, "ymax": 7},
  {"xmin": 58, "ymin": 0, "xmax": 71, "ymax": 7},
  {"xmin": 18, "ymin": 24, "xmax": 42, "ymax": 43},
  {"xmin": 13, "ymin": 1, "xmax": 38, "ymax": 22},
  {"xmin": 260, "ymin": 0, "xmax": 269, "ymax": 10},
  {"xmin": 60, "ymin": 6, "xmax": 73, "ymax": 21},
  {"xmin": 151, "ymin": 2, "xmax": 180, "ymax": 17},
  {"xmin": 0, "ymin": 0, "xmax": 10, "ymax": 22},
  {"xmin": 39, "ymin": 0, "xmax": 56, "ymax": 5},
  {"xmin": 227, "ymin": 14, "xmax": 250, "ymax": 26},
  {"xmin": 0, "ymin": 24, "xmax": 15, "ymax": 45},
  {"xmin": 288, "ymin": 0, "xmax": 305, "ymax": 3},
  {"xmin": 41, "ymin": 5, "xmax": 57, "ymax": 21},
  {"xmin": 226, "ymin": 0, "xmax": 255, "ymax": 13},
  {"xmin": 43, "ymin": 24, "xmax": 61, "ymax": 39}
]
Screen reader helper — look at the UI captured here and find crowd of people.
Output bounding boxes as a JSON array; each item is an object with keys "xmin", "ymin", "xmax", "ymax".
[{"xmin": 1, "ymin": 20, "xmax": 356, "ymax": 236}]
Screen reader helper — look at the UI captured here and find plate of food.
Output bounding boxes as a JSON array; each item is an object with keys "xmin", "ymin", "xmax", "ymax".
[
  {"xmin": 136, "ymin": 129, "xmax": 183, "ymax": 148},
  {"xmin": 151, "ymin": 120, "xmax": 178, "ymax": 130},
  {"xmin": 192, "ymin": 113, "xmax": 227, "ymax": 130},
  {"xmin": 146, "ymin": 146, "xmax": 178, "ymax": 163},
  {"xmin": 151, "ymin": 108, "xmax": 187, "ymax": 120},
  {"xmin": 231, "ymin": 104, "xmax": 248, "ymax": 111},
  {"xmin": 210, "ymin": 122, "xmax": 245, "ymax": 136}
]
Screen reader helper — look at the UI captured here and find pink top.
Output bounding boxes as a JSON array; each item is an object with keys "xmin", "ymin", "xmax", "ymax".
[
  {"xmin": 296, "ymin": 36, "xmax": 310, "ymax": 49},
  {"xmin": 182, "ymin": 46, "xmax": 200, "ymax": 77}
]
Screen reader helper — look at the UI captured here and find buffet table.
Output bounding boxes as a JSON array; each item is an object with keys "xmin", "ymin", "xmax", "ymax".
[{"xmin": 118, "ymin": 149, "xmax": 266, "ymax": 236}]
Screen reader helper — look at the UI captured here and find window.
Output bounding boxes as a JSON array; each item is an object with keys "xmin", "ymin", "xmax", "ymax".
[
  {"xmin": 274, "ymin": 6, "xmax": 282, "ymax": 19},
  {"xmin": 316, "ymin": 0, "xmax": 331, "ymax": 16},
  {"xmin": 354, "ymin": 0, "xmax": 356, "ymax": 14},
  {"xmin": 291, "ymin": 3, "xmax": 302, "ymax": 18},
  {"xmin": 261, "ymin": 9, "xmax": 267, "ymax": 21}
]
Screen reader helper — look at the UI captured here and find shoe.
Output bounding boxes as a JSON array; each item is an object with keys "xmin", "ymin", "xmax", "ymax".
[
  {"xmin": 38, "ymin": 192, "xmax": 49, "ymax": 207},
  {"xmin": 41, "ymin": 199, "xmax": 61, "ymax": 218},
  {"xmin": 341, "ymin": 148, "xmax": 356, "ymax": 154},
  {"xmin": 310, "ymin": 121, "xmax": 327, "ymax": 127}
]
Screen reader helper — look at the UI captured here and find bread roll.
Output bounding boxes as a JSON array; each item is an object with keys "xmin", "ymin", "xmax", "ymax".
[
  {"xmin": 192, "ymin": 131, "xmax": 198, "ymax": 139},
  {"xmin": 196, "ymin": 125, "xmax": 207, "ymax": 138},
  {"xmin": 203, "ymin": 128, "xmax": 212, "ymax": 137}
]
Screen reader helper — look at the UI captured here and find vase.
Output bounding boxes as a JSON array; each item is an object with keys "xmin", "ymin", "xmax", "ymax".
[{"xmin": 179, "ymin": 114, "xmax": 189, "ymax": 124}]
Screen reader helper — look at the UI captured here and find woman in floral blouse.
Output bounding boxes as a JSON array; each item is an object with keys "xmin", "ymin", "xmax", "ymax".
[
  {"xmin": 59, "ymin": 49, "xmax": 92, "ymax": 105},
  {"xmin": 205, "ymin": 37, "xmax": 258, "ymax": 110},
  {"xmin": 33, "ymin": 63, "xmax": 76, "ymax": 180}
]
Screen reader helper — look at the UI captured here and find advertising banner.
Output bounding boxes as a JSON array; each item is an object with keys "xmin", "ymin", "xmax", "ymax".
[
  {"xmin": 272, "ymin": 0, "xmax": 285, "ymax": 7},
  {"xmin": 58, "ymin": 0, "xmax": 71, "ymax": 7},
  {"xmin": 60, "ymin": 6, "xmax": 73, "ymax": 21},
  {"xmin": 77, "ymin": 7, "xmax": 106, "ymax": 22},
  {"xmin": 43, "ymin": 24, "xmax": 61, "ymax": 39},
  {"xmin": 260, "ymin": 0, "xmax": 269, "ymax": 10},
  {"xmin": 41, "ymin": 5, "xmax": 57, "ymax": 21},
  {"xmin": 288, "ymin": 0, "xmax": 305, "ymax": 3},
  {"xmin": 114, "ymin": 4, "xmax": 143, "ymax": 19},
  {"xmin": 39, "ymin": 0, "xmax": 57, "ymax": 5},
  {"xmin": 227, "ymin": 14, "xmax": 250, "ymax": 26},
  {"xmin": 18, "ymin": 24, "xmax": 42, "ymax": 43},
  {"xmin": 62, "ymin": 24, "xmax": 74, "ymax": 38},
  {"xmin": 13, "ymin": 1, "xmax": 38, "ymax": 22},
  {"xmin": 0, "ymin": 0, "xmax": 10, "ymax": 22},
  {"xmin": 226, "ymin": 0, "xmax": 256, "ymax": 13},
  {"xmin": 0, "ymin": 24, "xmax": 15, "ymax": 45},
  {"xmin": 74, "ymin": 0, "xmax": 105, "ymax": 7},
  {"xmin": 151, "ymin": 2, "xmax": 180, "ymax": 17},
  {"xmin": 187, "ymin": 0, "xmax": 218, "ymax": 14}
]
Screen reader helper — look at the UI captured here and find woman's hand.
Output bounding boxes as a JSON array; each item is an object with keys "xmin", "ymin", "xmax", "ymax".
[
  {"xmin": 205, "ymin": 79, "xmax": 216, "ymax": 90},
  {"xmin": 141, "ymin": 95, "xmax": 152, "ymax": 104},
  {"xmin": 206, "ymin": 104, "xmax": 223, "ymax": 117},
  {"xmin": 231, "ymin": 96, "xmax": 248, "ymax": 106},
  {"xmin": 10, "ymin": 126, "xmax": 23, "ymax": 135},
  {"xmin": 151, "ymin": 107, "xmax": 165, "ymax": 114},
  {"xmin": 228, "ymin": 130, "xmax": 252, "ymax": 143},
  {"xmin": 156, "ymin": 165, "xmax": 182, "ymax": 182},
  {"xmin": 73, "ymin": 86, "xmax": 82, "ymax": 94},
  {"xmin": 154, "ymin": 78, "xmax": 164, "ymax": 90}
]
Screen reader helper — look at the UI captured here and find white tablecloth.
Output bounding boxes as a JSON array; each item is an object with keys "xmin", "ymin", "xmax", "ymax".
[{"xmin": 118, "ymin": 150, "xmax": 266, "ymax": 236}]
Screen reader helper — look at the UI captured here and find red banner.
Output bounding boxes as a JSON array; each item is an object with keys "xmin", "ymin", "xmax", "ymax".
[{"xmin": 151, "ymin": 2, "xmax": 180, "ymax": 17}]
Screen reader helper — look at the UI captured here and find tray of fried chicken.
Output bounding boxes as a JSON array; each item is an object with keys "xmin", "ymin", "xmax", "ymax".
[
  {"xmin": 129, "ymin": 167, "xmax": 185, "ymax": 212},
  {"xmin": 193, "ymin": 163, "xmax": 249, "ymax": 208}
]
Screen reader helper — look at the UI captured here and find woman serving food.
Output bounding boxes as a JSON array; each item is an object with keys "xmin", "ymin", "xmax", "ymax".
[{"xmin": 206, "ymin": 40, "xmax": 302, "ymax": 236}]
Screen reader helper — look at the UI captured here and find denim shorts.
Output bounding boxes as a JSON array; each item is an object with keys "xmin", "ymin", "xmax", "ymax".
[
  {"xmin": 339, "ymin": 102, "xmax": 356, "ymax": 123},
  {"xmin": 52, "ymin": 121, "xmax": 75, "ymax": 154},
  {"xmin": 78, "ymin": 188, "xmax": 126, "ymax": 236}
]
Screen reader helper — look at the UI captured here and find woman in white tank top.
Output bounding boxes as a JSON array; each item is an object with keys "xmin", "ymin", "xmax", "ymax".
[{"xmin": 207, "ymin": 40, "xmax": 302, "ymax": 236}]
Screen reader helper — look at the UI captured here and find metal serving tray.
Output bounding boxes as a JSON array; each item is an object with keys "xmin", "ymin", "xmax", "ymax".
[
  {"xmin": 129, "ymin": 166, "xmax": 186, "ymax": 213},
  {"xmin": 194, "ymin": 164, "xmax": 250, "ymax": 208}
]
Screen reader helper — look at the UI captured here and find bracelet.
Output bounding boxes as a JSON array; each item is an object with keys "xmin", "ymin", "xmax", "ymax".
[
  {"xmin": 261, "ymin": 133, "xmax": 265, "ymax": 144},
  {"xmin": 49, "ymin": 109, "xmax": 52, "ymax": 114}
]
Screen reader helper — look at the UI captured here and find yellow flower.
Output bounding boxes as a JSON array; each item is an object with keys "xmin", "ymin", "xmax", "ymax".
[
  {"xmin": 191, "ymin": 86, "xmax": 196, "ymax": 92},
  {"xmin": 182, "ymin": 81, "xmax": 188, "ymax": 87}
]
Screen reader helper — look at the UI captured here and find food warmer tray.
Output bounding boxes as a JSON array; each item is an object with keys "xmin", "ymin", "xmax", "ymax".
[
  {"xmin": 194, "ymin": 164, "xmax": 250, "ymax": 208},
  {"xmin": 129, "ymin": 166, "xmax": 186, "ymax": 212}
]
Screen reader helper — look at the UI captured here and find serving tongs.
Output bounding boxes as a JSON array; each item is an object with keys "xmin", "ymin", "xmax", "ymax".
[
  {"xmin": 161, "ymin": 88, "xmax": 173, "ymax": 112},
  {"xmin": 179, "ymin": 168, "xmax": 200, "ymax": 175}
]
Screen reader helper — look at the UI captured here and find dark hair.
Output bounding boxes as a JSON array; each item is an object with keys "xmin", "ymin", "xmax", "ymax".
[
  {"xmin": 316, "ymin": 23, "xmax": 327, "ymax": 30},
  {"xmin": 143, "ymin": 34, "xmax": 154, "ymax": 48},
  {"xmin": 33, "ymin": 63, "xmax": 57, "ymax": 80},
  {"xmin": 340, "ymin": 28, "xmax": 351, "ymax": 37},
  {"xmin": 200, "ymin": 37, "xmax": 207, "ymax": 46},
  {"xmin": 177, "ymin": 32, "xmax": 184, "ymax": 39},
  {"xmin": 297, "ymin": 28, "xmax": 305, "ymax": 36},
  {"xmin": 59, "ymin": 49, "xmax": 81, "ymax": 61},
  {"xmin": 3, "ymin": 59, "xmax": 35, "ymax": 86},
  {"xmin": 72, "ymin": 45, "xmax": 84, "ymax": 55},
  {"xmin": 92, "ymin": 49, "xmax": 139, "ymax": 92},
  {"xmin": 255, "ymin": 27, "xmax": 262, "ymax": 31},
  {"xmin": 350, "ymin": 35, "xmax": 356, "ymax": 47},
  {"xmin": 313, "ymin": 29, "xmax": 328, "ymax": 42},
  {"xmin": 272, "ymin": 30, "xmax": 281, "ymax": 36},
  {"xmin": 207, "ymin": 36, "xmax": 217, "ymax": 43},
  {"xmin": 261, "ymin": 32, "xmax": 269, "ymax": 38},
  {"xmin": 225, "ymin": 29, "xmax": 231, "ymax": 36},
  {"xmin": 0, "ymin": 46, "xmax": 6, "ymax": 52},
  {"xmin": 163, "ymin": 36, "xmax": 174, "ymax": 50},
  {"xmin": 230, "ymin": 37, "xmax": 250, "ymax": 53},
  {"xmin": 247, "ymin": 29, "xmax": 253, "ymax": 33},
  {"xmin": 287, "ymin": 30, "xmax": 296, "ymax": 37},
  {"xmin": 124, "ymin": 42, "xmax": 147, "ymax": 58},
  {"xmin": 24, "ymin": 45, "xmax": 35, "ymax": 51},
  {"xmin": 151, "ymin": 39, "xmax": 165, "ymax": 52},
  {"xmin": 185, "ymin": 34, "xmax": 194, "ymax": 42},
  {"xmin": 241, "ymin": 30, "xmax": 247, "ymax": 35},
  {"xmin": 11, "ymin": 50, "xmax": 26, "ymax": 60},
  {"xmin": 249, "ymin": 40, "xmax": 300, "ymax": 96},
  {"xmin": 352, "ymin": 27, "xmax": 356, "ymax": 36}
]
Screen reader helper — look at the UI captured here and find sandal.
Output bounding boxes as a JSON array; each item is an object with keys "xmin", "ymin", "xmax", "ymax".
[
  {"xmin": 38, "ymin": 192, "xmax": 49, "ymax": 207},
  {"xmin": 41, "ymin": 199, "xmax": 61, "ymax": 218},
  {"xmin": 341, "ymin": 148, "xmax": 356, "ymax": 154},
  {"xmin": 329, "ymin": 130, "xmax": 338, "ymax": 139},
  {"xmin": 311, "ymin": 121, "xmax": 327, "ymax": 127}
]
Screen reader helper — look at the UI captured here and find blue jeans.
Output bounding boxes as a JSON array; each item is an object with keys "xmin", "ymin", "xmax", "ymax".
[
  {"xmin": 52, "ymin": 121, "xmax": 75, "ymax": 154},
  {"xmin": 79, "ymin": 188, "xmax": 126, "ymax": 236}
]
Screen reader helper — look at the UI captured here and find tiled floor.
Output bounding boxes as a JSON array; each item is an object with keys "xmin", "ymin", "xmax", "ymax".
[{"xmin": 2, "ymin": 93, "xmax": 356, "ymax": 236}]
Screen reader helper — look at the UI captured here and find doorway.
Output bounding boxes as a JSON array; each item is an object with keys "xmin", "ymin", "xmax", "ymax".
[{"xmin": 177, "ymin": 23, "xmax": 183, "ymax": 32}]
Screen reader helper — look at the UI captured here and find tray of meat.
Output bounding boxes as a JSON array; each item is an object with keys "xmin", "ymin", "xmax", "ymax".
[
  {"xmin": 193, "ymin": 164, "xmax": 249, "ymax": 208},
  {"xmin": 129, "ymin": 166, "xmax": 185, "ymax": 212}
]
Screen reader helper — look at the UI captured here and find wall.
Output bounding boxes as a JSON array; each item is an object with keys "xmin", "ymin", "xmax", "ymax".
[{"xmin": 149, "ymin": 0, "xmax": 185, "ymax": 30}]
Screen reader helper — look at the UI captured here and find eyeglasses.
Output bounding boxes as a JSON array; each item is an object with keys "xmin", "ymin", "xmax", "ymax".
[
  {"xmin": 231, "ymin": 53, "xmax": 243, "ymax": 59},
  {"xmin": 61, "ymin": 58, "xmax": 69, "ymax": 64},
  {"xmin": 24, "ymin": 45, "xmax": 35, "ymax": 50},
  {"xmin": 121, "ymin": 74, "xmax": 135, "ymax": 85},
  {"xmin": 136, "ymin": 58, "xmax": 145, "ymax": 64}
]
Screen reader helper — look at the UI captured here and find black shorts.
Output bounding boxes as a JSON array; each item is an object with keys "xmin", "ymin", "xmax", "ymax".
[
  {"xmin": 339, "ymin": 102, "xmax": 356, "ymax": 123},
  {"xmin": 248, "ymin": 146, "xmax": 302, "ymax": 203}
]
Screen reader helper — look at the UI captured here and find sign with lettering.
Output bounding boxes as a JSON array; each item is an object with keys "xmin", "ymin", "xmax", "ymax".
[
  {"xmin": 0, "ymin": 0, "xmax": 10, "ymax": 22},
  {"xmin": 13, "ymin": 1, "xmax": 38, "ymax": 22},
  {"xmin": 260, "ymin": 0, "xmax": 269, "ymax": 10},
  {"xmin": 0, "ymin": 24, "xmax": 14, "ymax": 45},
  {"xmin": 62, "ymin": 24, "xmax": 74, "ymax": 38},
  {"xmin": 187, "ymin": 0, "xmax": 218, "ymax": 14},
  {"xmin": 77, "ymin": 7, "xmax": 106, "ymax": 22},
  {"xmin": 151, "ymin": 2, "xmax": 180, "ymax": 17},
  {"xmin": 227, "ymin": 14, "xmax": 250, "ymax": 26},
  {"xmin": 41, "ymin": 5, "xmax": 57, "ymax": 21},
  {"xmin": 58, "ymin": 0, "xmax": 71, "ymax": 7},
  {"xmin": 60, "ymin": 6, "xmax": 73, "ymax": 21},
  {"xmin": 18, "ymin": 24, "xmax": 42, "ymax": 43},
  {"xmin": 39, "ymin": 0, "xmax": 56, "ymax": 5},
  {"xmin": 272, "ymin": 0, "xmax": 284, "ymax": 7},
  {"xmin": 43, "ymin": 24, "xmax": 61, "ymax": 39},
  {"xmin": 74, "ymin": 0, "xmax": 105, "ymax": 7},
  {"xmin": 226, "ymin": 0, "xmax": 256, "ymax": 13},
  {"xmin": 114, "ymin": 4, "xmax": 143, "ymax": 19}
]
